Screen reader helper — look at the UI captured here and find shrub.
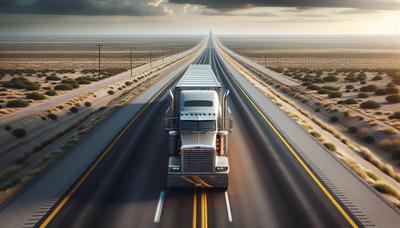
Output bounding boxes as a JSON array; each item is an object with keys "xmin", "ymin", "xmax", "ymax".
[
  {"xmin": 389, "ymin": 111, "xmax": 400, "ymax": 119},
  {"xmin": 360, "ymin": 84, "xmax": 378, "ymax": 92},
  {"xmin": 323, "ymin": 75, "xmax": 339, "ymax": 82},
  {"xmin": 55, "ymin": 84, "xmax": 74, "ymax": 90},
  {"xmin": 47, "ymin": 113, "xmax": 58, "ymax": 120},
  {"xmin": 360, "ymin": 100, "xmax": 381, "ymax": 109},
  {"xmin": 323, "ymin": 143, "xmax": 336, "ymax": 151},
  {"xmin": 4, "ymin": 125, "xmax": 12, "ymax": 131},
  {"xmin": 310, "ymin": 131, "xmax": 321, "ymax": 138},
  {"xmin": 61, "ymin": 79, "xmax": 78, "ymax": 84},
  {"xmin": 46, "ymin": 75, "xmax": 61, "ymax": 81},
  {"xmin": 385, "ymin": 87, "xmax": 399, "ymax": 94},
  {"xmin": 108, "ymin": 90, "xmax": 114, "ymax": 95},
  {"xmin": 385, "ymin": 94, "xmax": 400, "ymax": 103},
  {"xmin": 26, "ymin": 92, "xmax": 46, "ymax": 100},
  {"xmin": 330, "ymin": 116, "xmax": 339, "ymax": 122},
  {"xmin": 374, "ymin": 89, "xmax": 387, "ymax": 95},
  {"xmin": 12, "ymin": 128, "xmax": 26, "ymax": 138},
  {"xmin": 77, "ymin": 78, "xmax": 91, "ymax": 84},
  {"xmin": 125, "ymin": 81, "xmax": 133, "ymax": 86},
  {"xmin": 84, "ymin": 101, "xmax": 92, "ymax": 107},
  {"xmin": 45, "ymin": 90, "xmax": 57, "ymax": 96},
  {"xmin": 321, "ymin": 86, "xmax": 339, "ymax": 91},
  {"xmin": 348, "ymin": 126, "xmax": 358, "ymax": 134},
  {"xmin": 372, "ymin": 75, "xmax": 383, "ymax": 81},
  {"xmin": 343, "ymin": 98, "xmax": 358, "ymax": 104},
  {"xmin": 358, "ymin": 93, "xmax": 369, "ymax": 98},
  {"xmin": 25, "ymin": 84, "xmax": 41, "ymax": 91},
  {"xmin": 317, "ymin": 89, "xmax": 330, "ymax": 94},
  {"xmin": 3, "ymin": 77, "xmax": 38, "ymax": 89},
  {"xmin": 70, "ymin": 106, "xmax": 79, "ymax": 113},
  {"xmin": 6, "ymin": 99, "xmax": 29, "ymax": 108},
  {"xmin": 328, "ymin": 91, "xmax": 342, "ymax": 98},
  {"xmin": 363, "ymin": 135, "xmax": 375, "ymax": 143},
  {"xmin": 392, "ymin": 148, "xmax": 400, "ymax": 160},
  {"xmin": 345, "ymin": 84, "xmax": 355, "ymax": 89}
]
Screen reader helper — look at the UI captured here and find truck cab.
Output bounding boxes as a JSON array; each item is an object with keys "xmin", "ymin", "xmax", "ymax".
[{"xmin": 165, "ymin": 64, "xmax": 232, "ymax": 188}]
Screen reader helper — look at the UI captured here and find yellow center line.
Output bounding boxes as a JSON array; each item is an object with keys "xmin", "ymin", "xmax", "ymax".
[
  {"xmin": 193, "ymin": 190, "xmax": 197, "ymax": 228},
  {"xmin": 201, "ymin": 190, "xmax": 208, "ymax": 228},
  {"xmin": 229, "ymin": 65, "xmax": 358, "ymax": 228}
]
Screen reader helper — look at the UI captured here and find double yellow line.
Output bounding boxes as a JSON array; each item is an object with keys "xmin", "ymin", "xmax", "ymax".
[
  {"xmin": 223, "ymin": 51, "xmax": 358, "ymax": 228},
  {"xmin": 192, "ymin": 189, "xmax": 208, "ymax": 228}
]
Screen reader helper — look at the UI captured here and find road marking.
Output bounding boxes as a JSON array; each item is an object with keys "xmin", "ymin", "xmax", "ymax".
[
  {"xmin": 224, "ymin": 191, "xmax": 233, "ymax": 222},
  {"xmin": 38, "ymin": 64, "xmax": 185, "ymax": 228},
  {"xmin": 153, "ymin": 191, "xmax": 166, "ymax": 223},
  {"xmin": 230, "ymin": 74, "xmax": 358, "ymax": 228},
  {"xmin": 201, "ymin": 190, "xmax": 208, "ymax": 228},
  {"xmin": 192, "ymin": 190, "xmax": 197, "ymax": 228}
]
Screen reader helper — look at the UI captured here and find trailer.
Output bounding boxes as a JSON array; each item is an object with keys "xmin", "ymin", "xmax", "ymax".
[{"xmin": 165, "ymin": 64, "xmax": 232, "ymax": 188}]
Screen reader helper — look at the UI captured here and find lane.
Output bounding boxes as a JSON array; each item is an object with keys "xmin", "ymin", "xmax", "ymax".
[
  {"xmin": 207, "ymin": 47, "xmax": 351, "ymax": 227},
  {"xmin": 45, "ymin": 47, "xmax": 210, "ymax": 228}
]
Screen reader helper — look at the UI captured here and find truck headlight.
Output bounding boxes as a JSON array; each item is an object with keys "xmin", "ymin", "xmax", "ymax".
[
  {"xmin": 215, "ymin": 166, "xmax": 228, "ymax": 172},
  {"xmin": 168, "ymin": 165, "xmax": 181, "ymax": 172}
]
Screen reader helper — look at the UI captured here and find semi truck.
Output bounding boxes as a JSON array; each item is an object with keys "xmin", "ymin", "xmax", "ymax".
[{"xmin": 165, "ymin": 64, "xmax": 232, "ymax": 188}]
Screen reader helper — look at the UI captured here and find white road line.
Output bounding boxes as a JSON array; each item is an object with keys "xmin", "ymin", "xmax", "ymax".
[
  {"xmin": 154, "ymin": 191, "xmax": 166, "ymax": 223},
  {"xmin": 224, "ymin": 191, "xmax": 233, "ymax": 222}
]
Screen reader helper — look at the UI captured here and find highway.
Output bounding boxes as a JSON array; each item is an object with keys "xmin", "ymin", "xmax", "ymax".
[{"xmin": 41, "ymin": 41, "xmax": 354, "ymax": 228}]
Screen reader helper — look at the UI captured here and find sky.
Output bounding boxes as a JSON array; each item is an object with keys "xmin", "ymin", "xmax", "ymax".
[{"xmin": 0, "ymin": 0, "xmax": 399, "ymax": 36}]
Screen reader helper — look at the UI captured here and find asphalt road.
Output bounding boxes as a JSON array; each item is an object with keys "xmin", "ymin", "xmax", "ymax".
[{"xmin": 43, "ymin": 42, "xmax": 353, "ymax": 228}]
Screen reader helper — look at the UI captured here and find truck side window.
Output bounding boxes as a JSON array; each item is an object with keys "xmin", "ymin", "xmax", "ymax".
[{"xmin": 184, "ymin": 100, "xmax": 213, "ymax": 107}]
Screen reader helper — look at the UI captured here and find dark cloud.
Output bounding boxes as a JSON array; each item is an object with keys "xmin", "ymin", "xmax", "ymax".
[
  {"xmin": 0, "ymin": 0, "xmax": 166, "ymax": 15},
  {"xmin": 169, "ymin": 0, "xmax": 400, "ymax": 11}
]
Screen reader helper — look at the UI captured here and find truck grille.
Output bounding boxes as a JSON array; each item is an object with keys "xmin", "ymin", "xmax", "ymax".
[{"xmin": 183, "ymin": 149, "xmax": 214, "ymax": 173}]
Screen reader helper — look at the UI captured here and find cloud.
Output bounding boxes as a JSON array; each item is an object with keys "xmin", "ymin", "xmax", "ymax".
[
  {"xmin": 202, "ymin": 10, "xmax": 276, "ymax": 17},
  {"xmin": 169, "ymin": 0, "xmax": 400, "ymax": 11},
  {"xmin": 0, "ymin": 0, "xmax": 170, "ymax": 15},
  {"xmin": 338, "ymin": 9, "xmax": 380, "ymax": 14}
]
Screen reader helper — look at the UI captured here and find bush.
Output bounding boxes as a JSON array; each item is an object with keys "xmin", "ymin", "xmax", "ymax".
[
  {"xmin": 392, "ymin": 148, "xmax": 400, "ymax": 160},
  {"xmin": 46, "ymin": 75, "xmax": 61, "ymax": 81},
  {"xmin": 323, "ymin": 75, "xmax": 339, "ymax": 82},
  {"xmin": 25, "ymin": 84, "xmax": 41, "ymax": 91},
  {"xmin": 372, "ymin": 75, "xmax": 383, "ymax": 81},
  {"xmin": 108, "ymin": 90, "xmax": 114, "ymax": 95},
  {"xmin": 125, "ymin": 81, "xmax": 133, "ymax": 86},
  {"xmin": 374, "ymin": 88, "xmax": 387, "ymax": 95},
  {"xmin": 360, "ymin": 100, "xmax": 381, "ymax": 109},
  {"xmin": 358, "ymin": 93, "xmax": 369, "ymax": 98},
  {"xmin": 55, "ymin": 84, "xmax": 74, "ymax": 90},
  {"xmin": 3, "ymin": 77, "xmax": 38, "ymax": 90},
  {"xmin": 6, "ymin": 99, "xmax": 29, "ymax": 108},
  {"xmin": 26, "ymin": 92, "xmax": 46, "ymax": 100},
  {"xmin": 330, "ymin": 116, "xmax": 339, "ymax": 122},
  {"xmin": 77, "ymin": 78, "xmax": 91, "ymax": 84},
  {"xmin": 385, "ymin": 94, "xmax": 400, "ymax": 103},
  {"xmin": 385, "ymin": 87, "xmax": 399, "ymax": 94},
  {"xmin": 4, "ymin": 125, "xmax": 12, "ymax": 131},
  {"xmin": 70, "ymin": 106, "xmax": 79, "ymax": 113},
  {"xmin": 310, "ymin": 131, "xmax": 321, "ymax": 138},
  {"xmin": 45, "ymin": 90, "xmax": 57, "ymax": 96},
  {"xmin": 360, "ymin": 84, "xmax": 378, "ymax": 92},
  {"xmin": 47, "ymin": 113, "xmax": 58, "ymax": 120},
  {"xmin": 328, "ymin": 91, "xmax": 342, "ymax": 98},
  {"xmin": 61, "ymin": 79, "xmax": 78, "ymax": 84},
  {"xmin": 345, "ymin": 84, "xmax": 355, "ymax": 89},
  {"xmin": 84, "ymin": 101, "xmax": 92, "ymax": 107},
  {"xmin": 323, "ymin": 143, "xmax": 336, "ymax": 151},
  {"xmin": 348, "ymin": 126, "xmax": 358, "ymax": 133},
  {"xmin": 363, "ymin": 135, "xmax": 375, "ymax": 143},
  {"xmin": 343, "ymin": 98, "xmax": 358, "ymax": 104},
  {"xmin": 12, "ymin": 128, "xmax": 26, "ymax": 138},
  {"xmin": 389, "ymin": 111, "xmax": 400, "ymax": 120},
  {"xmin": 317, "ymin": 89, "xmax": 330, "ymax": 94},
  {"xmin": 321, "ymin": 86, "xmax": 339, "ymax": 91}
]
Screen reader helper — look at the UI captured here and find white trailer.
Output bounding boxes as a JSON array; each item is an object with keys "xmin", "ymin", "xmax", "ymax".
[{"xmin": 165, "ymin": 64, "xmax": 232, "ymax": 188}]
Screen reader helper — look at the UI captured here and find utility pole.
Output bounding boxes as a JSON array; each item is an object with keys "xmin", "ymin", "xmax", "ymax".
[
  {"xmin": 264, "ymin": 55, "xmax": 267, "ymax": 68},
  {"xmin": 96, "ymin": 44, "xmax": 103, "ymax": 78},
  {"xmin": 149, "ymin": 49, "xmax": 152, "ymax": 68},
  {"xmin": 130, "ymin": 47, "xmax": 133, "ymax": 76}
]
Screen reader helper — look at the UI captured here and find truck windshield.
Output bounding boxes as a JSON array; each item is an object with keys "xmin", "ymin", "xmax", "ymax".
[
  {"xmin": 184, "ymin": 100, "xmax": 213, "ymax": 107},
  {"xmin": 181, "ymin": 120, "xmax": 216, "ymax": 131}
]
